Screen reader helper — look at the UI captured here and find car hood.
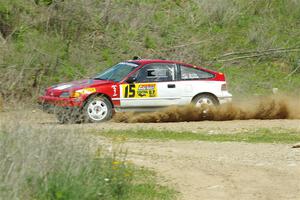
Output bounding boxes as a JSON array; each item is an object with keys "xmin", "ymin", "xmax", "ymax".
[{"xmin": 45, "ymin": 79, "xmax": 113, "ymax": 97}]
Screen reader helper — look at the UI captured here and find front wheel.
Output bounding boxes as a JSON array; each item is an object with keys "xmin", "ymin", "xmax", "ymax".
[{"xmin": 83, "ymin": 96, "xmax": 113, "ymax": 123}]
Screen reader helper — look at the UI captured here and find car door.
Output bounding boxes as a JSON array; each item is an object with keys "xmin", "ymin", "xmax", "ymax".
[{"xmin": 119, "ymin": 63, "xmax": 181, "ymax": 107}]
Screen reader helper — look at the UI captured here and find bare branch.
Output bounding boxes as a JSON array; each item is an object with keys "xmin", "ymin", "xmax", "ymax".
[
  {"xmin": 216, "ymin": 47, "xmax": 300, "ymax": 59},
  {"xmin": 214, "ymin": 48, "xmax": 300, "ymax": 63},
  {"xmin": 285, "ymin": 64, "xmax": 300, "ymax": 79}
]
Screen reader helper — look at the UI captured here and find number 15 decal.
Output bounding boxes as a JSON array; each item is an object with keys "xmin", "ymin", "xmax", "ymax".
[{"xmin": 124, "ymin": 84, "xmax": 135, "ymax": 98}]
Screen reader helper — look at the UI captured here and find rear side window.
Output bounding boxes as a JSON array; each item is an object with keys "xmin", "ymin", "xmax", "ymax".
[{"xmin": 180, "ymin": 65, "xmax": 214, "ymax": 80}]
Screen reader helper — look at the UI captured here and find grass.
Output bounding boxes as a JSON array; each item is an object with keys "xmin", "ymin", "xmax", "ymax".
[
  {"xmin": 127, "ymin": 168, "xmax": 177, "ymax": 200},
  {"xmin": 0, "ymin": 123, "xmax": 176, "ymax": 200},
  {"xmin": 1, "ymin": 0, "xmax": 300, "ymax": 101},
  {"xmin": 96, "ymin": 128, "xmax": 300, "ymax": 144}
]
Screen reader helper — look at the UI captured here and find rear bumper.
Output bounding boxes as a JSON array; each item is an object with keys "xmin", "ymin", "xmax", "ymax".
[
  {"xmin": 218, "ymin": 97, "xmax": 232, "ymax": 104},
  {"xmin": 218, "ymin": 91, "xmax": 233, "ymax": 104}
]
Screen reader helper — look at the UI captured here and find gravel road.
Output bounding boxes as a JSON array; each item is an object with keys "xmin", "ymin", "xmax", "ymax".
[{"xmin": 120, "ymin": 140, "xmax": 300, "ymax": 200}]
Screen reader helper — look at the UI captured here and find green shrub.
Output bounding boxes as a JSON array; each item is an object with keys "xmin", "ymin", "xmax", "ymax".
[{"xmin": 0, "ymin": 123, "xmax": 175, "ymax": 200}]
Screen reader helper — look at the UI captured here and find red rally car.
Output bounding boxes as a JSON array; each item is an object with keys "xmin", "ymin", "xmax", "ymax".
[{"xmin": 38, "ymin": 59, "xmax": 232, "ymax": 123}]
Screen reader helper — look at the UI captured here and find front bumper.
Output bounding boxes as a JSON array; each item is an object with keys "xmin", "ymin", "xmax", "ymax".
[
  {"xmin": 38, "ymin": 96, "xmax": 83, "ymax": 113},
  {"xmin": 38, "ymin": 101, "xmax": 82, "ymax": 115}
]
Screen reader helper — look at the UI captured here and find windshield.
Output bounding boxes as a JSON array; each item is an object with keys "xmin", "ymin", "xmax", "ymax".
[{"xmin": 93, "ymin": 62, "xmax": 139, "ymax": 82}]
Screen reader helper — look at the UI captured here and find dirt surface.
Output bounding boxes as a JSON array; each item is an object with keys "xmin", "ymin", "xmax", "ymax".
[
  {"xmin": 113, "ymin": 96, "xmax": 300, "ymax": 123},
  {"xmin": 1, "ymin": 109, "xmax": 300, "ymax": 200},
  {"xmin": 2, "ymin": 109, "xmax": 300, "ymax": 133},
  {"xmin": 118, "ymin": 140, "xmax": 300, "ymax": 200}
]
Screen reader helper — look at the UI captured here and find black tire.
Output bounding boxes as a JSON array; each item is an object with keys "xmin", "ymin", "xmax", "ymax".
[
  {"xmin": 82, "ymin": 95, "xmax": 113, "ymax": 123},
  {"xmin": 55, "ymin": 108, "xmax": 80, "ymax": 124},
  {"xmin": 192, "ymin": 94, "xmax": 219, "ymax": 107},
  {"xmin": 55, "ymin": 110, "xmax": 72, "ymax": 124}
]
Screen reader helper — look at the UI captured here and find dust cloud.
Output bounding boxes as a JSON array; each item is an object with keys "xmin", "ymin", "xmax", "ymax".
[{"xmin": 113, "ymin": 95, "xmax": 300, "ymax": 123}]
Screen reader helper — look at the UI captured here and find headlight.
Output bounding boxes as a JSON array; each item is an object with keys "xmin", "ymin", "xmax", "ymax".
[{"xmin": 70, "ymin": 88, "xmax": 96, "ymax": 98}]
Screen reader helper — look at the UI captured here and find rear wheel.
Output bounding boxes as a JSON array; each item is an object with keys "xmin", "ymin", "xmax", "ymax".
[
  {"xmin": 192, "ymin": 94, "xmax": 219, "ymax": 107},
  {"xmin": 83, "ymin": 95, "xmax": 113, "ymax": 123}
]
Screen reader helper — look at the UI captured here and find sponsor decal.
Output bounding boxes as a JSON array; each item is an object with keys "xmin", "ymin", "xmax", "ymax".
[
  {"xmin": 122, "ymin": 83, "xmax": 157, "ymax": 98},
  {"xmin": 70, "ymin": 88, "xmax": 96, "ymax": 98}
]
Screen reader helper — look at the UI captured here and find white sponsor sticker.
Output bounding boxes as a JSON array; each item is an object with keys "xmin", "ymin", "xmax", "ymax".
[
  {"xmin": 111, "ymin": 85, "xmax": 117, "ymax": 97},
  {"xmin": 54, "ymin": 84, "xmax": 72, "ymax": 90}
]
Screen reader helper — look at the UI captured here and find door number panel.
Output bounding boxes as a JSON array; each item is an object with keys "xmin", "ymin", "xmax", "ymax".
[{"xmin": 122, "ymin": 83, "xmax": 157, "ymax": 98}]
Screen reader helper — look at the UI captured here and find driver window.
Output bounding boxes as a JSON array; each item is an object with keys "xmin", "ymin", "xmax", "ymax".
[{"xmin": 135, "ymin": 63, "xmax": 176, "ymax": 83}]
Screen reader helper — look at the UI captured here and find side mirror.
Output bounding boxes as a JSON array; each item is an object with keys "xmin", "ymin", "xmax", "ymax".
[
  {"xmin": 132, "ymin": 56, "xmax": 141, "ymax": 60},
  {"xmin": 126, "ymin": 76, "xmax": 136, "ymax": 83}
]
